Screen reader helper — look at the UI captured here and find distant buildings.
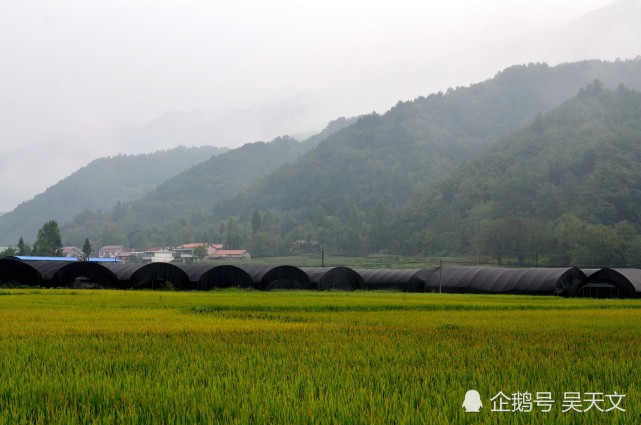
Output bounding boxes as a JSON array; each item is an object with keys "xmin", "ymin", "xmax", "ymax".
[
  {"xmin": 97, "ymin": 242, "xmax": 250, "ymax": 263},
  {"xmin": 174, "ymin": 243, "xmax": 219, "ymax": 262},
  {"xmin": 209, "ymin": 249, "xmax": 251, "ymax": 260},
  {"xmin": 61, "ymin": 246, "xmax": 83, "ymax": 257},
  {"xmin": 98, "ymin": 245, "xmax": 126, "ymax": 258}
]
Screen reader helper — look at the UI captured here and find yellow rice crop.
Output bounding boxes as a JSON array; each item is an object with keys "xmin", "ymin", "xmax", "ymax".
[{"xmin": 0, "ymin": 289, "xmax": 638, "ymax": 424}]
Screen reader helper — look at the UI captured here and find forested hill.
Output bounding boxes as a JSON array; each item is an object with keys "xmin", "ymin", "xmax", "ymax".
[
  {"xmin": 43, "ymin": 59, "xmax": 641, "ymax": 257},
  {"xmin": 0, "ymin": 145, "xmax": 223, "ymax": 245},
  {"xmin": 141, "ymin": 117, "xmax": 356, "ymax": 208},
  {"xmin": 221, "ymin": 59, "xmax": 641, "ymax": 219},
  {"xmin": 59, "ymin": 117, "xmax": 357, "ymax": 248},
  {"xmin": 399, "ymin": 82, "xmax": 641, "ymax": 266}
]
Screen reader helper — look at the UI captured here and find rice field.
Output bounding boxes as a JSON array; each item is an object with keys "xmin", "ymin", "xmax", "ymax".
[{"xmin": 0, "ymin": 289, "xmax": 639, "ymax": 424}]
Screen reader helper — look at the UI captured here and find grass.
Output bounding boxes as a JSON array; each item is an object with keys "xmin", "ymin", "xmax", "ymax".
[
  {"xmin": 0, "ymin": 289, "xmax": 639, "ymax": 423},
  {"xmin": 202, "ymin": 253, "xmax": 448, "ymax": 268}
]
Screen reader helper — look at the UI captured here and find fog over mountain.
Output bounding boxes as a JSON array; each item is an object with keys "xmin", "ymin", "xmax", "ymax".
[{"xmin": 1, "ymin": 0, "xmax": 639, "ymax": 213}]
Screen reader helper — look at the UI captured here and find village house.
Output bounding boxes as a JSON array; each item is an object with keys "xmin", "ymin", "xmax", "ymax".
[
  {"xmin": 174, "ymin": 243, "xmax": 217, "ymax": 262},
  {"xmin": 141, "ymin": 248, "xmax": 174, "ymax": 263},
  {"xmin": 98, "ymin": 245, "xmax": 126, "ymax": 258},
  {"xmin": 209, "ymin": 249, "xmax": 251, "ymax": 261},
  {"xmin": 61, "ymin": 246, "xmax": 83, "ymax": 258},
  {"xmin": 116, "ymin": 251, "xmax": 137, "ymax": 263}
]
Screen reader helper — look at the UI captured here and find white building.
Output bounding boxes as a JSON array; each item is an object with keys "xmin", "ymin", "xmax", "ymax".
[{"xmin": 142, "ymin": 248, "xmax": 174, "ymax": 263}]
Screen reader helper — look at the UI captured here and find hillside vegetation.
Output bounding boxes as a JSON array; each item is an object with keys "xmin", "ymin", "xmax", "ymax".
[
  {"xmin": 0, "ymin": 146, "xmax": 223, "ymax": 245},
  {"xmin": 400, "ymin": 82, "xmax": 641, "ymax": 266},
  {"xmin": 58, "ymin": 117, "xmax": 356, "ymax": 249},
  {"xmin": 215, "ymin": 59, "xmax": 641, "ymax": 259},
  {"xmin": 223, "ymin": 59, "xmax": 641, "ymax": 218},
  {"xmin": 19, "ymin": 59, "xmax": 641, "ymax": 265}
]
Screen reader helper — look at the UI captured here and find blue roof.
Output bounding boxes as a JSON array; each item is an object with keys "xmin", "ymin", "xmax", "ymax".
[{"xmin": 6, "ymin": 256, "xmax": 120, "ymax": 263}]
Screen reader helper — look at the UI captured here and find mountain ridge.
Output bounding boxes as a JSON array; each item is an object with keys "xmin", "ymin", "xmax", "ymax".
[
  {"xmin": 398, "ymin": 81, "xmax": 641, "ymax": 265},
  {"xmin": 0, "ymin": 145, "xmax": 224, "ymax": 245}
]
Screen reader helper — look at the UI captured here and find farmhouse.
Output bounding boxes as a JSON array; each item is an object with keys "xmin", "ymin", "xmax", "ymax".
[
  {"xmin": 209, "ymin": 249, "xmax": 251, "ymax": 260},
  {"xmin": 61, "ymin": 246, "xmax": 83, "ymax": 257},
  {"xmin": 141, "ymin": 248, "xmax": 174, "ymax": 263},
  {"xmin": 98, "ymin": 245, "xmax": 126, "ymax": 258},
  {"xmin": 174, "ymin": 243, "xmax": 219, "ymax": 262}
]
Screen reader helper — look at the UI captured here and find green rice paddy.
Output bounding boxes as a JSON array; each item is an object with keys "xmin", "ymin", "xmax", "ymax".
[{"xmin": 0, "ymin": 290, "xmax": 638, "ymax": 424}]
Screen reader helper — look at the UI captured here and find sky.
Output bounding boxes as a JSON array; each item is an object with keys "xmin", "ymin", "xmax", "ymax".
[{"xmin": 0, "ymin": 0, "xmax": 633, "ymax": 212}]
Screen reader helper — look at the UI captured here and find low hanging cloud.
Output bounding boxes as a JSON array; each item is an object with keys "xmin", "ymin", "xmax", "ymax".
[{"xmin": 1, "ymin": 0, "xmax": 637, "ymax": 213}]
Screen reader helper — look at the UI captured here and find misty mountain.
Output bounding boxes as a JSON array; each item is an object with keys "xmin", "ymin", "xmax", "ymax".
[
  {"xmin": 112, "ymin": 94, "xmax": 333, "ymax": 154},
  {"xmin": 55, "ymin": 59, "xmax": 641, "ymax": 255},
  {"xmin": 60, "ymin": 116, "xmax": 356, "ymax": 248},
  {"xmin": 221, "ymin": 59, "xmax": 641, "ymax": 219},
  {"xmin": 51, "ymin": 58, "xmax": 641, "ymax": 258},
  {"xmin": 134, "ymin": 116, "xmax": 355, "ymax": 211},
  {"xmin": 112, "ymin": 111, "xmax": 215, "ymax": 154},
  {"xmin": 399, "ymin": 82, "xmax": 641, "ymax": 266},
  {"xmin": 439, "ymin": 0, "xmax": 641, "ymax": 95},
  {"xmin": 0, "ymin": 146, "xmax": 224, "ymax": 246},
  {"xmin": 524, "ymin": 0, "xmax": 641, "ymax": 63}
]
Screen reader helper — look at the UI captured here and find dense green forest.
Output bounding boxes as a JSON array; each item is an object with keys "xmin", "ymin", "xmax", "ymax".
[
  {"xmin": 0, "ymin": 146, "xmax": 224, "ymax": 245},
  {"xmin": 222, "ymin": 59, "xmax": 641, "ymax": 219},
  {"xmin": 400, "ymin": 82, "xmax": 641, "ymax": 267},
  {"xmin": 8, "ymin": 59, "xmax": 641, "ymax": 267},
  {"xmin": 56, "ymin": 117, "xmax": 355, "ymax": 250}
]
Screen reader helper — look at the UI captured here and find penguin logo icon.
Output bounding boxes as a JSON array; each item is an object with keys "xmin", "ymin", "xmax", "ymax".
[{"xmin": 462, "ymin": 390, "xmax": 483, "ymax": 412}]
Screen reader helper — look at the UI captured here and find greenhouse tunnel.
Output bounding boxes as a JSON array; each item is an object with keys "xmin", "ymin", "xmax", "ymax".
[
  {"xmin": 418, "ymin": 267, "xmax": 587, "ymax": 295},
  {"xmin": 242, "ymin": 266, "xmax": 313, "ymax": 290},
  {"xmin": 302, "ymin": 267, "xmax": 365, "ymax": 291},
  {"xmin": 0, "ymin": 258, "xmax": 42, "ymax": 286},
  {"xmin": 354, "ymin": 269, "xmax": 420, "ymax": 291},
  {"xmin": 573, "ymin": 268, "xmax": 640, "ymax": 298},
  {"xmin": 179, "ymin": 264, "xmax": 254, "ymax": 290},
  {"xmin": 104, "ymin": 263, "xmax": 190, "ymax": 290},
  {"xmin": 23, "ymin": 260, "xmax": 118, "ymax": 288}
]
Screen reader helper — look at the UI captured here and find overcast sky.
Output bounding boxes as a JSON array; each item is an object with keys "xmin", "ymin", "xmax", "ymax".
[{"xmin": 0, "ymin": 0, "xmax": 631, "ymax": 212}]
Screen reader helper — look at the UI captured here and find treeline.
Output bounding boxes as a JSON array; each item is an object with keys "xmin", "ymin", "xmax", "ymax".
[
  {"xmin": 0, "ymin": 220, "xmax": 93, "ymax": 258},
  {"xmin": 58, "ymin": 120, "xmax": 357, "ymax": 250},
  {"xmin": 398, "ymin": 83, "xmax": 641, "ymax": 267}
]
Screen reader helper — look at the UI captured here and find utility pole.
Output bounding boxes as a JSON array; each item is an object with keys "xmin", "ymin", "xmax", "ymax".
[{"xmin": 439, "ymin": 259, "xmax": 442, "ymax": 293}]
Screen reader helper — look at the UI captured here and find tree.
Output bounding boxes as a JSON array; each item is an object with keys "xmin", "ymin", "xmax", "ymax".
[
  {"xmin": 554, "ymin": 214, "xmax": 583, "ymax": 264},
  {"xmin": 192, "ymin": 245, "xmax": 209, "ymax": 262},
  {"xmin": 251, "ymin": 210, "xmax": 262, "ymax": 234},
  {"xmin": 225, "ymin": 217, "xmax": 240, "ymax": 249},
  {"xmin": 32, "ymin": 220, "xmax": 63, "ymax": 256},
  {"xmin": 17, "ymin": 237, "xmax": 31, "ymax": 256},
  {"xmin": 101, "ymin": 224, "xmax": 128, "ymax": 246},
  {"xmin": 369, "ymin": 202, "xmax": 390, "ymax": 252},
  {"xmin": 82, "ymin": 238, "xmax": 93, "ymax": 259},
  {"xmin": 0, "ymin": 246, "xmax": 17, "ymax": 257}
]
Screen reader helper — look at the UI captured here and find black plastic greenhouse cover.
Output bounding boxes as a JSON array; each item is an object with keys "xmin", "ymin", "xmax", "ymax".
[
  {"xmin": 0, "ymin": 258, "xmax": 41, "ymax": 286},
  {"xmin": 178, "ymin": 264, "xmax": 255, "ymax": 290},
  {"xmin": 415, "ymin": 267, "xmax": 586, "ymax": 295},
  {"xmin": 354, "ymin": 269, "xmax": 420, "ymax": 291},
  {"xmin": 103, "ymin": 263, "xmax": 190, "ymax": 290},
  {"xmin": 5, "ymin": 255, "xmax": 641, "ymax": 298},
  {"xmin": 573, "ymin": 268, "xmax": 641, "ymax": 298},
  {"xmin": 302, "ymin": 267, "xmax": 365, "ymax": 291},
  {"xmin": 23, "ymin": 260, "xmax": 118, "ymax": 288},
  {"xmin": 242, "ymin": 266, "xmax": 313, "ymax": 290}
]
